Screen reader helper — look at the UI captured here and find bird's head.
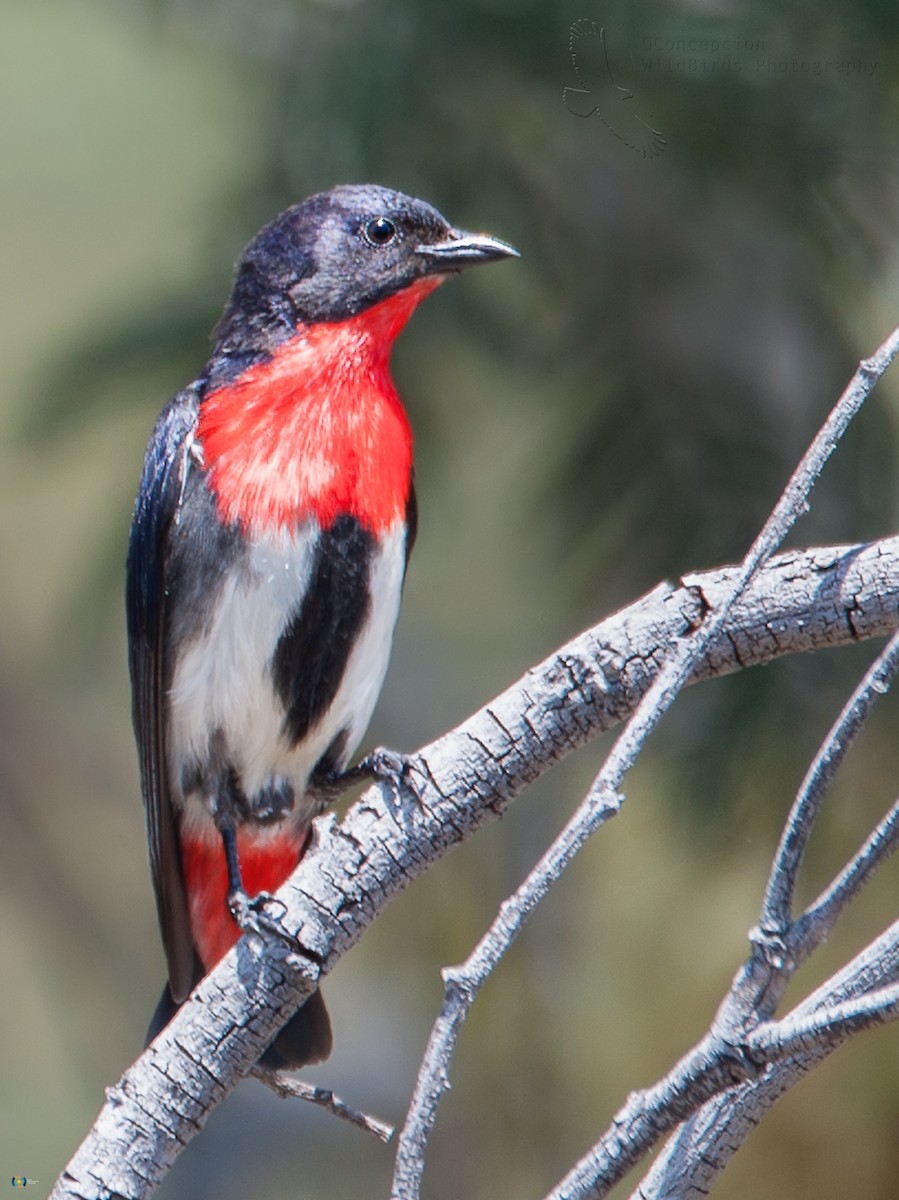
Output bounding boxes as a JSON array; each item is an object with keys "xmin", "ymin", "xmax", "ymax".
[{"xmin": 212, "ymin": 184, "xmax": 518, "ymax": 362}]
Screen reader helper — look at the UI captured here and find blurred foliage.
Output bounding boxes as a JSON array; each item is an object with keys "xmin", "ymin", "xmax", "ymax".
[{"xmin": 4, "ymin": 0, "xmax": 899, "ymax": 1196}]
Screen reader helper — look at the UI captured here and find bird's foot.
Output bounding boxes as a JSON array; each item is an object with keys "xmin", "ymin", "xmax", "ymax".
[
  {"xmin": 227, "ymin": 889, "xmax": 323, "ymax": 964},
  {"xmin": 311, "ymin": 747, "xmax": 426, "ymax": 825},
  {"xmin": 353, "ymin": 746, "xmax": 411, "ymax": 786},
  {"xmin": 354, "ymin": 747, "xmax": 428, "ymax": 826}
]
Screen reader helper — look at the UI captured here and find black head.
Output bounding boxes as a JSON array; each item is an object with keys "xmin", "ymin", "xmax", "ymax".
[{"xmin": 210, "ymin": 184, "xmax": 517, "ymax": 374}]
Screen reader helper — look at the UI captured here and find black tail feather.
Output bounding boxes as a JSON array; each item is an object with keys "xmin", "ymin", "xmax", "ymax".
[{"xmin": 146, "ymin": 970, "xmax": 333, "ymax": 1070}]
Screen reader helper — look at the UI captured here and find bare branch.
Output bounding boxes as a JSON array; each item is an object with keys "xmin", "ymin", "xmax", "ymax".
[
  {"xmin": 549, "ymin": 913, "xmax": 899, "ymax": 1200},
  {"xmin": 760, "ymin": 628, "xmax": 899, "ymax": 938},
  {"xmin": 50, "ymin": 533, "xmax": 899, "ymax": 1199},
  {"xmin": 544, "ymin": 1031, "xmax": 763, "ymax": 1200},
  {"xmin": 394, "ymin": 331, "xmax": 899, "ymax": 1200},
  {"xmin": 387, "ymin": 543, "xmax": 899, "ymax": 1200},
  {"xmin": 548, "ymin": 946, "xmax": 899, "ymax": 1200},
  {"xmin": 628, "ymin": 633, "xmax": 899, "ymax": 1198},
  {"xmin": 634, "ymin": 918, "xmax": 899, "ymax": 1200},
  {"xmin": 391, "ymin": 784, "xmax": 624, "ymax": 1200},
  {"xmin": 796, "ymin": 796, "xmax": 899, "ymax": 949},
  {"xmin": 748, "ymin": 983, "xmax": 899, "ymax": 1060},
  {"xmin": 622, "ymin": 623, "xmax": 899, "ymax": 1198},
  {"xmin": 252, "ymin": 1066, "xmax": 394, "ymax": 1142}
]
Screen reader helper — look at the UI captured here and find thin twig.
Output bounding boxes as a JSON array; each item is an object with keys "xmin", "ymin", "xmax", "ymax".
[
  {"xmin": 621, "ymin": 337, "xmax": 899, "ymax": 1198},
  {"xmin": 393, "ymin": 336, "xmax": 899, "ymax": 1200},
  {"xmin": 252, "ymin": 1067, "xmax": 395, "ymax": 1143},
  {"xmin": 550, "ymin": 933, "xmax": 899, "ymax": 1200},
  {"xmin": 748, "ymin": 983, "xmax": 899, "ymax": 1059},
  {"xmin": 792, "ymin": 795, "xmax": 899, "ymax": 963},
  {"xmin": 760, "ymin": 628, "xmax": 899, "ymax": 938},
  {"xmin": 583, "ymin": 327, "xmax": 899, "ymax": 816},
  {"xmin": 635, "ymin": 917, "xmax": 899, "ymax": 1199},
  {"xmin": 391, "ymin": 786, "xmax": 624, "ymax": 1199},
  {"xmin": 634, "ymin": 737, "xmax": 899, "ymax": 1198}
]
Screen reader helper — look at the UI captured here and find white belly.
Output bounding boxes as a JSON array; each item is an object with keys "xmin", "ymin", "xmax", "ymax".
[{"xmin": 167, "ymin": 517, "xmax": 407, "ymax": 829}]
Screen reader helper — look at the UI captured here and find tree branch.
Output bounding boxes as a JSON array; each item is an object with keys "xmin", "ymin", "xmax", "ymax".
[
  {"xmin": 541, "ymin": 623, "xmax": 899, "ymax": 1200},
  {"xmin": 634, "ymin": 916, "xmax": 899, "ymax": 1200},
  {"xmin": 391, "ymin": 328, "xmax": 899, "ymax": 1198},
  {"xmin": 51, "ymin": 533, "xmax": 899, "ymax": 1199},
  {"xmin": 760, "ymin": 629, "xmax": 899, "ymax": 938}
]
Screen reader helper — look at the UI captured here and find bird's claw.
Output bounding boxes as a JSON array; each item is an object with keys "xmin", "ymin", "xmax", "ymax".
[
  {"xmin": 355, "ymin": 746, "xmax": 408, "ymax": 785},
  {"xmin": 355, "ymin": 747, "xmax": 427, "ymax": 827},
  {"xmin": 228, "ymin": 887, "xmax": 280, "ymax": 930},
  {"xmin": 310, "ymin": 748, "xmax": 427, "ymax": 825},
  {"xmin": 228, "ymin": 889, "xmax": 312, "ymax": 957}
]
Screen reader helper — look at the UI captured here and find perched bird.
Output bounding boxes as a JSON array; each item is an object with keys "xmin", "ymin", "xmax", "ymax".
[{"xmin": 126, "ymin": 184, "xmax": 517, "ymax": 1068}]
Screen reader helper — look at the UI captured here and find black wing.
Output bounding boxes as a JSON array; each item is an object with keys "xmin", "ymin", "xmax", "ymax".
[
  {"xmin": 404, "ymin": 474, "xmax": 418, "ymax": 570},
  {"xmin": 126, "ymin": 384, "xmax": 201, "ymax": 1003}
]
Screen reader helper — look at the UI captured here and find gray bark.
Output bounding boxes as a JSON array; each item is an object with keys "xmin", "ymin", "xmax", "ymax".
[{"xmin": 51, "ymin": 535, "xmax": 899, "ymax": 1200}]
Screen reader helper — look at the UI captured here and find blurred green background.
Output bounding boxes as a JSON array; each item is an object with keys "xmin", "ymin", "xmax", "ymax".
[{"xmin": 4, "ymin": 1, "xmax": 899, "ymax": 1196}]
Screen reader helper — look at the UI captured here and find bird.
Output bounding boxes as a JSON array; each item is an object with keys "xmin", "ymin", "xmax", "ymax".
[{"xmin": 126, "ymin": 184, "xmax": 518, "ymax": 1069}]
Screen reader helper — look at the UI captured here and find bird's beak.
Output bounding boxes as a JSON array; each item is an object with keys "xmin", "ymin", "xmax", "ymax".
[{"xmin": 416, "ymin": 229, "xmax": 519, "ymax": 273}]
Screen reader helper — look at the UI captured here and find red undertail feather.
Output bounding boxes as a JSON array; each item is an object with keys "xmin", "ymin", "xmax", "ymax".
[
  {"xmin": 181, "ymin": 829, "xmax": 310, "ymax": 970},
  {"xmin": 197, "ymin": 278, "xmax": 442, "ymax": 536}
]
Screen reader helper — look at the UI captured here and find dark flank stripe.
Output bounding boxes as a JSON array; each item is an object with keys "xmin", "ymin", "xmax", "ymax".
[
  {"xmin": 273, "ymin": 516, "xmax": 375, "ymax": 746},
  {"xmin": 404, "ymin": 478, "xmax": 418, "ymax": 570},
  {"xmin": 162, "ymin": 465, "xmax": 245, "ymax": 672}
]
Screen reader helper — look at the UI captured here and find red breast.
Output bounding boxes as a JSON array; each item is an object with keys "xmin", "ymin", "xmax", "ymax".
[
  {"xmin": 197, "ymin": 277, "xmax": 442, "ymax": 537},
  {"xmin": 181, "ymin": 828, "xmax": 311, "ymax": 969}
]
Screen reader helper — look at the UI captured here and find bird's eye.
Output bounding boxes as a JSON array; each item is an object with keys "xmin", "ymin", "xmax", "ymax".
[{"xmin": 362, "ymin": 216, "xmax": 398, "ymax": 247}]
